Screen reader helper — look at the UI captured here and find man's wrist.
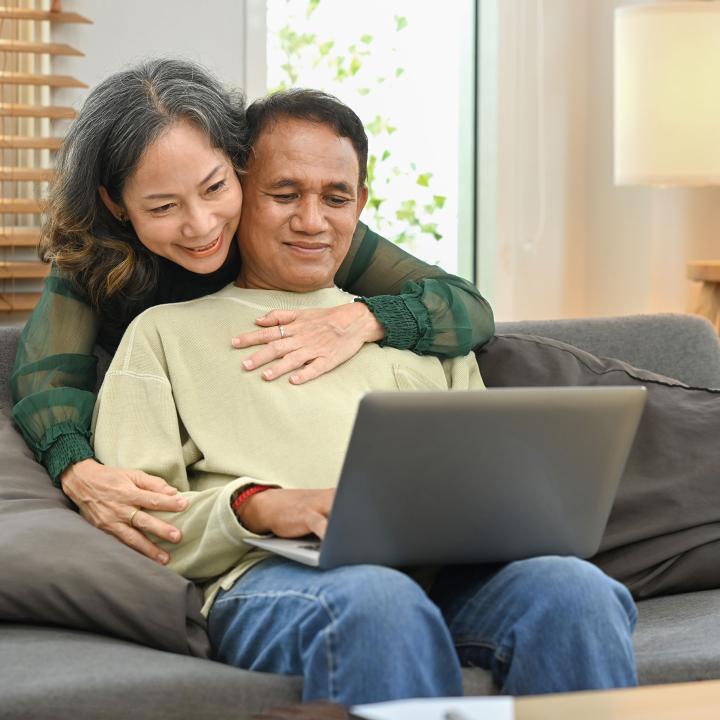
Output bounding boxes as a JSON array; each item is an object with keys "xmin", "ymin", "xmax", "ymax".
[{"xmin": 233, "ymin": 486, "xmax": 277, "ymax": 534}]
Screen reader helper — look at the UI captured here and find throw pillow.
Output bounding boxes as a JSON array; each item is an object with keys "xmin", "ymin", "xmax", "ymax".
[
  {"xmin": 477, "ymin": 333, "xmax": 720, "ymax": 599},
  {"xmin": 0, "ymin": 408, "xmax": 210, "ymax": 657}
]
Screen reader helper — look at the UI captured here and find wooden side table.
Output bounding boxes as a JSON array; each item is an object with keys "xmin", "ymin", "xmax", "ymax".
[
  {"xmin": 687, "ymin": 261, "xmax": 720, "ymax": 333},
  {"xmin": 252, "ymin": 680, "xmax": 720, "ymax": 719},
  {"xmin": 516, "ymin": 679, "xmax": 720, "ymax": 719}
]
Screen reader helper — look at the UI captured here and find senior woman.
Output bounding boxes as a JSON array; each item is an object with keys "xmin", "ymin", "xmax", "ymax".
[
  {"xmin": 9, "ymin": 58, "xmax": 494, "ymax": 565},
  {"xmin": 91, "ymin": 88, "xmax": 638, "ymax": 705}
]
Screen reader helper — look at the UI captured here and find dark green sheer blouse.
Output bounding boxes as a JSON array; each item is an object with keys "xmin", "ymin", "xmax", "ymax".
[{"xmin": 10, "ymin": 222, "xmax": 494, "ymax": 486}]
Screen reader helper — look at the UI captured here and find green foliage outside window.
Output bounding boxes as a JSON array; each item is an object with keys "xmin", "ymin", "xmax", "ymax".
[{"xmin": 270, "ymin": 0, "xmax": 445, "ymax": 248}]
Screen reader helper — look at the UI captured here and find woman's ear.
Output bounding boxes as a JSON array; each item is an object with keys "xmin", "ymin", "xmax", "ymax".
[{"xmin": 98, "ymin": 186, "xmax": 127, "ymax": 222}]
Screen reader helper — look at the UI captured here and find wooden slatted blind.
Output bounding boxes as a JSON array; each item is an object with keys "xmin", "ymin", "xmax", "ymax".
[{"xmin": 0, "ymin": 0, "xmax": 90, "ymax": 321}]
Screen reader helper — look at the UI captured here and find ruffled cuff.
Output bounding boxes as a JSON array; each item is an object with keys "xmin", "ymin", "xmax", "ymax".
[
  {"xmin": 40, "ymin": 426, "xmax": 95, "ymax": 487},
  {"xmin": 355, "ymin": 295, "xmax": 421, "ymax": 351},
  {"xmin": 396, "ymin": 287, "xmax": 436, "ymax": 354}
]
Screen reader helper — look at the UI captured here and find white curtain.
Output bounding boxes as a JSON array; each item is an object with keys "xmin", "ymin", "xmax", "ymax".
[{"xmin": 479, "ymin": 0, "xmax": 720, "ymax": 322}]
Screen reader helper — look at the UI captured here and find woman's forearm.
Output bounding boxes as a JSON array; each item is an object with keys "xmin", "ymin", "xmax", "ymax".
[
  {"xmin": 337, "ymin": 222, "xmax": 495, "ymax": 357},
  {"xmin": 11, "ymin": 269, "xmax": 101, "ymax": 483}
]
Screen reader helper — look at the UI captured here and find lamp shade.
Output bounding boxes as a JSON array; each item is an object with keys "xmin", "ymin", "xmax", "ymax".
[{"xmin": 615, "ymin": 1, "xmax": 720, "ymax": 186}]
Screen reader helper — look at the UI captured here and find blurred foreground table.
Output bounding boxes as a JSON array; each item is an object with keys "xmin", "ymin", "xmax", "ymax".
[
  {"xmin": 252, "ymin": 679, "xmax": 720, "ymax": 719},
  {"xmin": 517, "ymin": 679, "xmax": 720, "ymax": 719},
  {"xmin": 688, "ymin": 261, "xmax": 720, "ymax": 333}
]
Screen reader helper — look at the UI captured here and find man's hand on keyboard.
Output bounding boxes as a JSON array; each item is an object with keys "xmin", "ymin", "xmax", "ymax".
[{"xmin": 238, "ymin": 487, "xmax": 335, "ymax": 540}]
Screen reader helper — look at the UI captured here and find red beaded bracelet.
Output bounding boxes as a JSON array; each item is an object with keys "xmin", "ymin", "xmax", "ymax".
[{"xmin": 231, "ymin": 484, "xmax": 273, "ymax": 514}]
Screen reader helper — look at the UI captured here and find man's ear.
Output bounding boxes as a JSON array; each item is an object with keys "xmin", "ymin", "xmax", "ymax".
[
  {"xmin": 98, "ymin": 186, "xmax": 126, "ymax": 221},
  {"xmin": 356, "ymin": 185, "xmax": 369, "ymax": 218}
]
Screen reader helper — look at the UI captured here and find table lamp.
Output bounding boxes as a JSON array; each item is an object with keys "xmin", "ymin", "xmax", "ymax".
[{"xmin": 615, "ymin": 0, "xmax": 720, "ymax": 329}]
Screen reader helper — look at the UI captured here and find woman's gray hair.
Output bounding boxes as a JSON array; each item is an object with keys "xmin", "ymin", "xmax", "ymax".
[{"xmin": 41, "ymin": 57, "xmax": 246, "ymax": 308}]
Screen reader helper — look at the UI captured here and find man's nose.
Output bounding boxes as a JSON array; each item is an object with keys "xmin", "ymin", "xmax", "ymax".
[
  {"xmin": 181, "ymin": 202, "xmax": 215, "ymax": 238},
  {"xmin": 290, "ymin": 197, "xmax": 328, "ymax": 234}
]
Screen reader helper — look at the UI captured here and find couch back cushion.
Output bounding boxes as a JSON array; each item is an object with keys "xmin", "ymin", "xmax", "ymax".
[{"xmin": 496, "ymin": 314, "xmax": 720, "ymax": 389}]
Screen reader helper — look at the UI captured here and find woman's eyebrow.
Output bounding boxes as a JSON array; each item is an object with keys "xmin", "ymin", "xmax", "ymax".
[
  {"xmin": 143, "ymin": 165, "xmax": 224, "ymax": 200},
  {"xmin": 198, "ymin": 164, "xmax": 225, "ymax": 186}
]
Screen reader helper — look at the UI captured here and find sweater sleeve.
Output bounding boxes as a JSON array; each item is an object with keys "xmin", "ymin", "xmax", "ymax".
[
  {"xmin": 440, "ymin": 347, "xmax": 486, "ymax": 391},
  {"xmin": 335, "ymin": 222, "xmax": 495, "ymax": 356},
  {"xmin": 91, "ymin": 318, "xmax": 267, "ymax": 583},
  {"xmin": 10, "ymin": 267, "xmax": 100, "ymax": 485}
]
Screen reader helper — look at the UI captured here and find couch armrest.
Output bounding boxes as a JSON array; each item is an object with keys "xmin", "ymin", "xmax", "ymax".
[{"xmin": 495, "ymin": 313, "xmax": 720, "ymax": 389}]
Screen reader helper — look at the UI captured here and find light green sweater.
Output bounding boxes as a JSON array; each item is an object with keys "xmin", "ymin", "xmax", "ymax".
[{"xmin": 92, "ymin": 284, "xmax": 485, "ymax": 614}]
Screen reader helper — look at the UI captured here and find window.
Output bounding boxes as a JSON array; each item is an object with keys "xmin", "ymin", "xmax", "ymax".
[{"xmin": 260, "ymin": 0, "xmax": 477, "ymax": 279}]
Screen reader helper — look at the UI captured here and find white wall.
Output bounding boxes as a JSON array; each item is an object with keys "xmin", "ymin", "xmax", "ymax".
[
  {"xmin": 51, "ymin": 0, "xmax": 249, "ymax": 108},
  {"xmin": 483, "ymin": 0, "xmax": 720, "ymax": 322}
]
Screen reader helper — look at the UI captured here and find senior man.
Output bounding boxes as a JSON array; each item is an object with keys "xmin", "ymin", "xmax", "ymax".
[{"xmin": 92, "ymin": 89, "xmax": 637, "ymax": 705}]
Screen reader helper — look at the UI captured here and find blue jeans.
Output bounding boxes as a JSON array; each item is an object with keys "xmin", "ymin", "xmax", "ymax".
[{"xmin": 207, "ymin": 556, "xmax": 637, "ymax": 705}]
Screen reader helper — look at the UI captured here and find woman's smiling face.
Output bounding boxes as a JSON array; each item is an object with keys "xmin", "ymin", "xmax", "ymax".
[{"xmin": 104, "ymin": 121, "xmax": 243, "ymax": 274}]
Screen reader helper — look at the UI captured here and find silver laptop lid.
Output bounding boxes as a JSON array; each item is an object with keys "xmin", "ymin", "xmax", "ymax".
[{"xmin": 318, "ymin": 386, "xmax": 646, "ymax": 568}]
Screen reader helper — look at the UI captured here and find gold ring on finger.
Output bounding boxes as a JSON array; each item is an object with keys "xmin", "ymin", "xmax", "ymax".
[
  {"xmin": 128, "ymin": 508, "xmax": 140, "ymax": 527},
  {"xmin": 278, "ymin": 324, "xmax": 286, "ymax": 339}
]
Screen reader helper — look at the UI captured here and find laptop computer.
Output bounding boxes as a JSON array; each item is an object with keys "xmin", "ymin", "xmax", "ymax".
[{"xmin": 243, "ymin": 386, "xmax": 646, "ymax": 568}]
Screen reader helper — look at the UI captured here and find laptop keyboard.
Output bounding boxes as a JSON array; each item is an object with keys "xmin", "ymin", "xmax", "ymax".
[{"xmin": 299, "ymin": 542, "xmax": 322, "ymax": 551}]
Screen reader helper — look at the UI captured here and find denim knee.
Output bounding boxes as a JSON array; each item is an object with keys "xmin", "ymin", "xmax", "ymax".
[
  {"xmin": 321, "ymin": 565, "xmax": 462, "ymax": 699},
  {"xmin": 326, "ymin": 565, "xmax": 445, "ymax": 634},
  {"xmin": 510, "ymin": 556, "xmax": 637, "ymax": 630},
  {"xmin": 208, "ymin": 561, "xmax": 464, "ymax": 703}
]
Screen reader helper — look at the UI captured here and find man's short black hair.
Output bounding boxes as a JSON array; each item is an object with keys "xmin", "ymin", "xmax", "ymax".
[{"xmin": 244, "ymin": 88, "xmax": 368, "ymax": 188}]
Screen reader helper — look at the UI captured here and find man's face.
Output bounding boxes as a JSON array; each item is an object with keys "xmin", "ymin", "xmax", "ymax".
[{"xmin": 236, "ymin": 118, "xmax": 368, "ymax": 292}]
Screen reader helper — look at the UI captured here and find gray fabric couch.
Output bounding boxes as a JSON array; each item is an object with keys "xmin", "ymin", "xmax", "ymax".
[{"xmin": 2, "ymin": 313, "xmax": 720, "ymax": 719}]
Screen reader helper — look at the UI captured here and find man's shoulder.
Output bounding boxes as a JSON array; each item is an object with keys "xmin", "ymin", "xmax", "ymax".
[
  {"xmin": 133, "ymin": 288, "xmax": 250, "ymax": 328},
  {"xmin": 115, "ymin": 290, "xmax": 244, "ymax": 356},
  {"xmin": 122, "ymin": 284, "xmax": 355, "ymax": 351}
]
